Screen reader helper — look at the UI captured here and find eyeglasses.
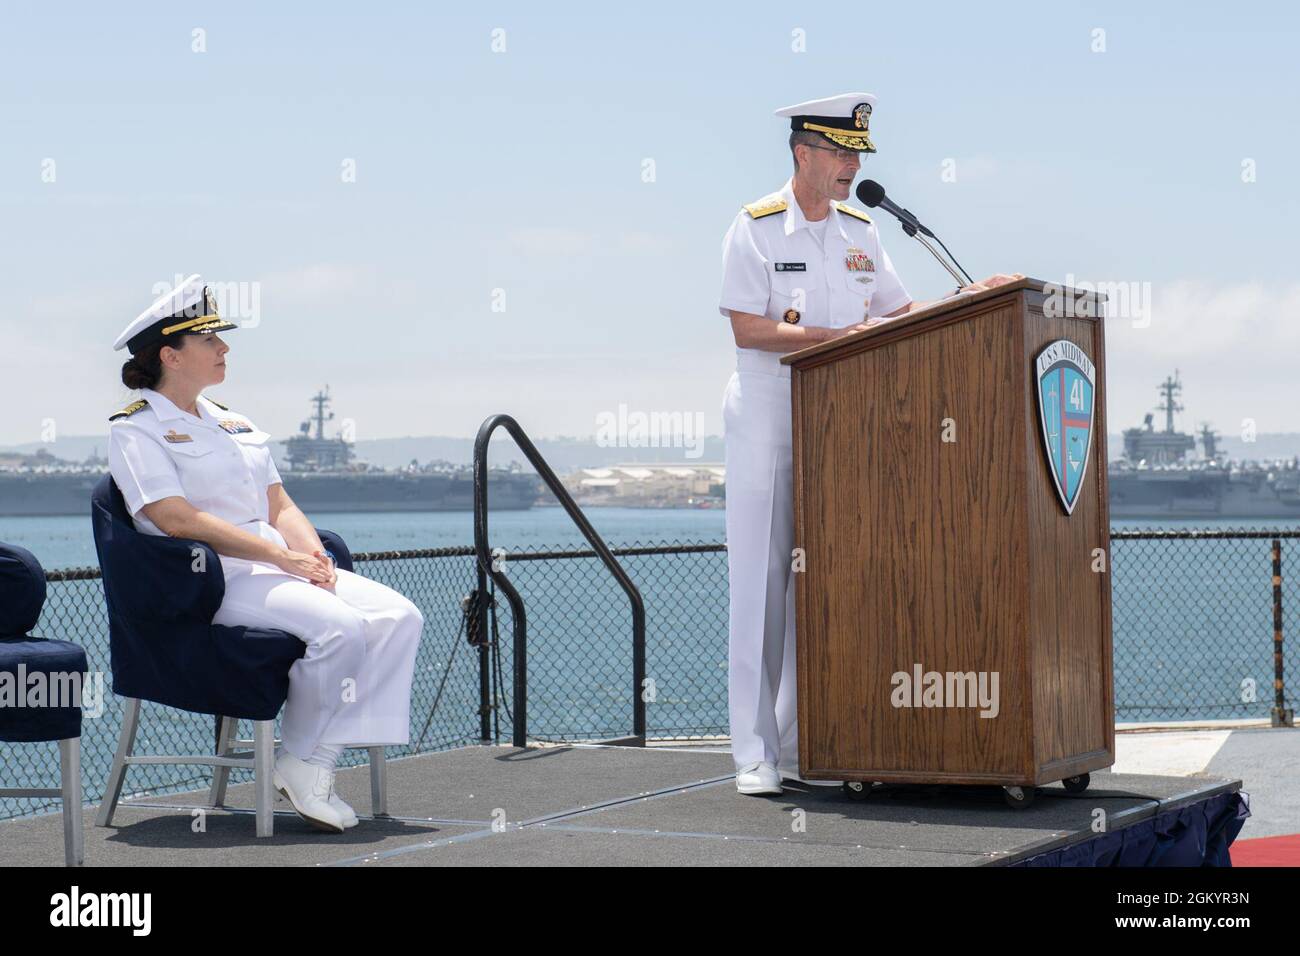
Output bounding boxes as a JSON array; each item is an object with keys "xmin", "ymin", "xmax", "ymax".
[{"xmin": 802, "ymin": 144, "xmax": 863, "ymax": 162}]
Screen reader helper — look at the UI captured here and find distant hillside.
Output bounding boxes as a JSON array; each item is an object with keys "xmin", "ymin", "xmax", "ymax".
[
  {"xmin": 1, "ymin": 434, "xmax": 728, "ymax": 472},
  {"xmin": 9, "ymin": 431, "xmax": 1300, "ymax": 471},
  {"xmin": 341, "ymin": 435, "xmax": 725, "ymax": 471}
]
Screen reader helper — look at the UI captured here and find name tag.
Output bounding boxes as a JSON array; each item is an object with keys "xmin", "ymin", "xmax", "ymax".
[
  {"xmin": 163, "ymin": 430, "xmax": 193, "ymax": 443},
  {"xmin": 218, "ymin": 419, "xmax": 253, "ymax": 434},
  {"xmin": 774, "ymin": 262, "xmax": 806, "ymax": 272}
]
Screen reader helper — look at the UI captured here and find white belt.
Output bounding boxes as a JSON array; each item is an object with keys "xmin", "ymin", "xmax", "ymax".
[{"xmin": 735, "ymin": 349, "xmax": 791, "ymax": 379}]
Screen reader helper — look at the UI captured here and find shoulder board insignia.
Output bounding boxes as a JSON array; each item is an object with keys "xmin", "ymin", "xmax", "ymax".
[
  {"xmin": 743, "ymin": 195, "xmax": 788, "ymax": 220},
  {"xmin": 109, "ymin": 399, "xmax": 148, "ymax": 422},
  {"xmin": 835, "ymin": 202, "xmax": 872, "ymax": 224},
  {"xmin": 204, "ymin": 396, "xmax": 230, "ymax": 411}
]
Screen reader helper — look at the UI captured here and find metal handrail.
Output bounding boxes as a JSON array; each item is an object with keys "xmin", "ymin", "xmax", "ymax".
[{"xmin": 472, "ymin": 414, "xmax": 647, "ymax": 748}]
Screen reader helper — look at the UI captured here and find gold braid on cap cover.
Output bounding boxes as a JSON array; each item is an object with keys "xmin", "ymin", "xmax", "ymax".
[
  {"xmin": 160, "ymin": 314, "xmax": 224, "ymax": 336},
  {"xmin": 160, "ymin": 287, "xmax": 229, "ymax": 336},
  {"xmin": 801, "ymin": 122, "xmax": 876, "ymax": 152}
]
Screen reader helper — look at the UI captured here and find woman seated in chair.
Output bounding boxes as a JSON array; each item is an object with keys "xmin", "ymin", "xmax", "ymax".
[{"xmin": 106, "ymin": 275, "xmax": 424, "ymax": 834}]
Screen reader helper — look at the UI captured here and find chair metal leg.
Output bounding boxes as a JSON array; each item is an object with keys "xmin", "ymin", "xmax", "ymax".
[
  {"xmin": 368, "ymin": 746, "xmax": 387, "ymax": 816},
  {"xmin": 95, "ymin": 697, "xmax": 140, "ymax": 828},
  {"xmin": 59, "ymin": 737, "xmax": 84, "ymax": 866},
  {"xmin": 253, "ymin": 720, "xmax": 275, "ymax": 838},
  {"xmin": 209, "ymin": 716, "xmax": 238, "ymax": 807}
]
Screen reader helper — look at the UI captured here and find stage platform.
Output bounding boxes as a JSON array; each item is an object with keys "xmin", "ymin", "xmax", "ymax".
[{"xmin": 0, "ymin": 743, "xmax": 1244, "ymax": 867}]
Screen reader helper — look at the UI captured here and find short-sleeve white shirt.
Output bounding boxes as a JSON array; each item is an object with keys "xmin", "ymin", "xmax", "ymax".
[
  {"xmin": 107, "ymin": 387, "xmax": 283, "ymax": 538},
  {"xmin": 719, "ymin": 178, "xmax": 911, "ymax": 371}
]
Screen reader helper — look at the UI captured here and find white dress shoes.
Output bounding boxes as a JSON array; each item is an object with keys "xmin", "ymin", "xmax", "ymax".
[
  {"xmin": 736, "ymin": 760, "xmax": 783, "ymax": 795},
  {"xmin": 273, "ymin": 752, "xmax": 346, "ymax": 833},
  {"xmin": 328, "ymin": 788, "xmax": 359, "ymax": 829}
]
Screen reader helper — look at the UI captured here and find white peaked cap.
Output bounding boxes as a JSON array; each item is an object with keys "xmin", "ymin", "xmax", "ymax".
[
  {"xmin": 113, "ymin": 275, "xmax": 237, "ymax": 353},
  {"xmin": 775, "ymin": 92, "xmax": 878, "ymax": 152}
]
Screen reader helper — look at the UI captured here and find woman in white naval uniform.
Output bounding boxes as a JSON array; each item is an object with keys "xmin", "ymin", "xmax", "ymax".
[{"xmin": 106, "ymin": 275, "xmax": 424, "ymax": 833}]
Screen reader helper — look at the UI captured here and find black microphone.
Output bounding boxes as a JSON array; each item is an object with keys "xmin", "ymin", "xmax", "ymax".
[
  {"xmin": 855, "ymin": 180, "xmax": 933, "ymax": 237},
  {"xmin": 853, "ymin": 179, "xmax": 973, "ymax": 286}
]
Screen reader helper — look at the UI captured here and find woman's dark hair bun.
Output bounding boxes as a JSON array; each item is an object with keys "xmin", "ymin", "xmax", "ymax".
[
  {"xmin": 121, "ymin": 355, "xmax": 160, "ymax": 390},
  {"xmin": 119, "ymin": 333, "xmax": 185, "ymax": 391}
]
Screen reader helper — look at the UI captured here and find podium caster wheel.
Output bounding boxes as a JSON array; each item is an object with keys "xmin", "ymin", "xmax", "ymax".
[
  {"xmin": 842, "ymin": 781, "xmax": 873, "ymax": 801},
  {"xmin": 1003, "ymin": 785, "xmax": 1036, "ymax": 809},
  {"xmin": 1062, "ymin": 773, "xmax": 1090, "ymax": 793}
]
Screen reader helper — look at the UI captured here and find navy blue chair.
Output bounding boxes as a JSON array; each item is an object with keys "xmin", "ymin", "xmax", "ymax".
[
  {"xmin": 0, "ymin": 542, "xmax": 87, "ymax": 866},
  {"xmin": 90, "ymin": 474, "xmax": 386, "ymax": 837}
]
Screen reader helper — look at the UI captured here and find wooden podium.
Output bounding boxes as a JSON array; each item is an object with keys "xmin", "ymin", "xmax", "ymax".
[{"xmin": 781, "ymin": 278, "xmax": 1113, "ymax": 795}]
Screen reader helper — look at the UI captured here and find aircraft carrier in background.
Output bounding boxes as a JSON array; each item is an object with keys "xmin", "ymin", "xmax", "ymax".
[
  {"xmin": 0, "ymin": 388, "xmax": 541, "ymax": 516},
  {"xmin": 6, "ymin": 379, "xmax": 1300, "ymax": 520},
  {"xmin": 1107, "ymin": 373, "xmax": 1300, "ymax": 518}
]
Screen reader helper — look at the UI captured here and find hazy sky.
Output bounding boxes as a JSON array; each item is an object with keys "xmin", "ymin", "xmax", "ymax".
[{"xmin": 2, "ymin": 2, "xmax": 1296, "ymax": 450}]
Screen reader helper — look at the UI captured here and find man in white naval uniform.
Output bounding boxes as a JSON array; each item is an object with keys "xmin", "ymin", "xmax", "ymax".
[{"xmin": 720, "ymin": 93, "xmax": 1020, "ymax": 795}]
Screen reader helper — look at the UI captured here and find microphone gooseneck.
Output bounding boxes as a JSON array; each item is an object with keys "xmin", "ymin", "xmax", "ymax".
[{"xmin": 854, "ymin": 180, "xmax": 974, "ymax": 287}]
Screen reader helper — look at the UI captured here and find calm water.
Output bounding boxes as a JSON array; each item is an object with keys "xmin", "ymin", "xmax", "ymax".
[
  {"xmin": 4, "ymin": 507, "xmax": 1298, "ymax": 573},
  {"xmin": 0, "ymin": 506, "xmax": 728, "ymax": 572}
]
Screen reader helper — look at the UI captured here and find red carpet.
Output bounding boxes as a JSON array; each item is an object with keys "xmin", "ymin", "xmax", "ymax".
[{"xmin": 1230, "ymin": 834, "xmax": 1300, "ymax": 866}]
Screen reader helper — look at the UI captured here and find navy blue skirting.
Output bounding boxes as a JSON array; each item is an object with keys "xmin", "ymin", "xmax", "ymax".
[{"xmin": 1013, "ymin": 790, "xmax": 1250, "ymax": 867}]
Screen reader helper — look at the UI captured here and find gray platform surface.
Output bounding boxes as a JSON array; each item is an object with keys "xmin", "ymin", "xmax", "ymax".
[
  {"xmin": 1204, "ymin": 727, "xmax": 1297, "ymax": 838},
  {"xmin": 0, "ymin": 744, "xmax": 1241, "ymax": 867}
]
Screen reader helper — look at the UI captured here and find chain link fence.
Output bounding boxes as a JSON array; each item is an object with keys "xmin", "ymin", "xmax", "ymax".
[
  {"xmin": 2, "ymin": 530, "xmax": 1294, "ymax": 823},
  {"xmin": 486, "ymin": 543, "xmax": 728, "ymax": 744},
  {"xmin": 1110, "ymin": 530, "xmax": 1297, "ymax": 723}
]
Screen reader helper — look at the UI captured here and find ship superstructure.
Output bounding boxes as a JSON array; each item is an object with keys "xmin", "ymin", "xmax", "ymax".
[
  {"xmin": 0, "ymin": 389, "xmax": 540, "ymax": 516},
  {"xmin": 1108, "ymin": 372, "xmax": 1300, "ymax": 518}
]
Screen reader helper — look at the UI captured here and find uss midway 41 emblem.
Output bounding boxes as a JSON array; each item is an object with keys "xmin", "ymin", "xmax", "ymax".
[{"xmin": 1035, "ymin": 339, "xmax": 1096, "ymax": 515}]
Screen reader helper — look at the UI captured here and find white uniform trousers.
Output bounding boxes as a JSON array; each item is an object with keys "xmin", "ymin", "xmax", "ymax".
[
  {"xmin": 723, "ymin": 360, "xmax": 799, "ymax": 771},
  {"xmin": 212, "ymin": 557, "xmax": 424, "ymax": 760}
]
